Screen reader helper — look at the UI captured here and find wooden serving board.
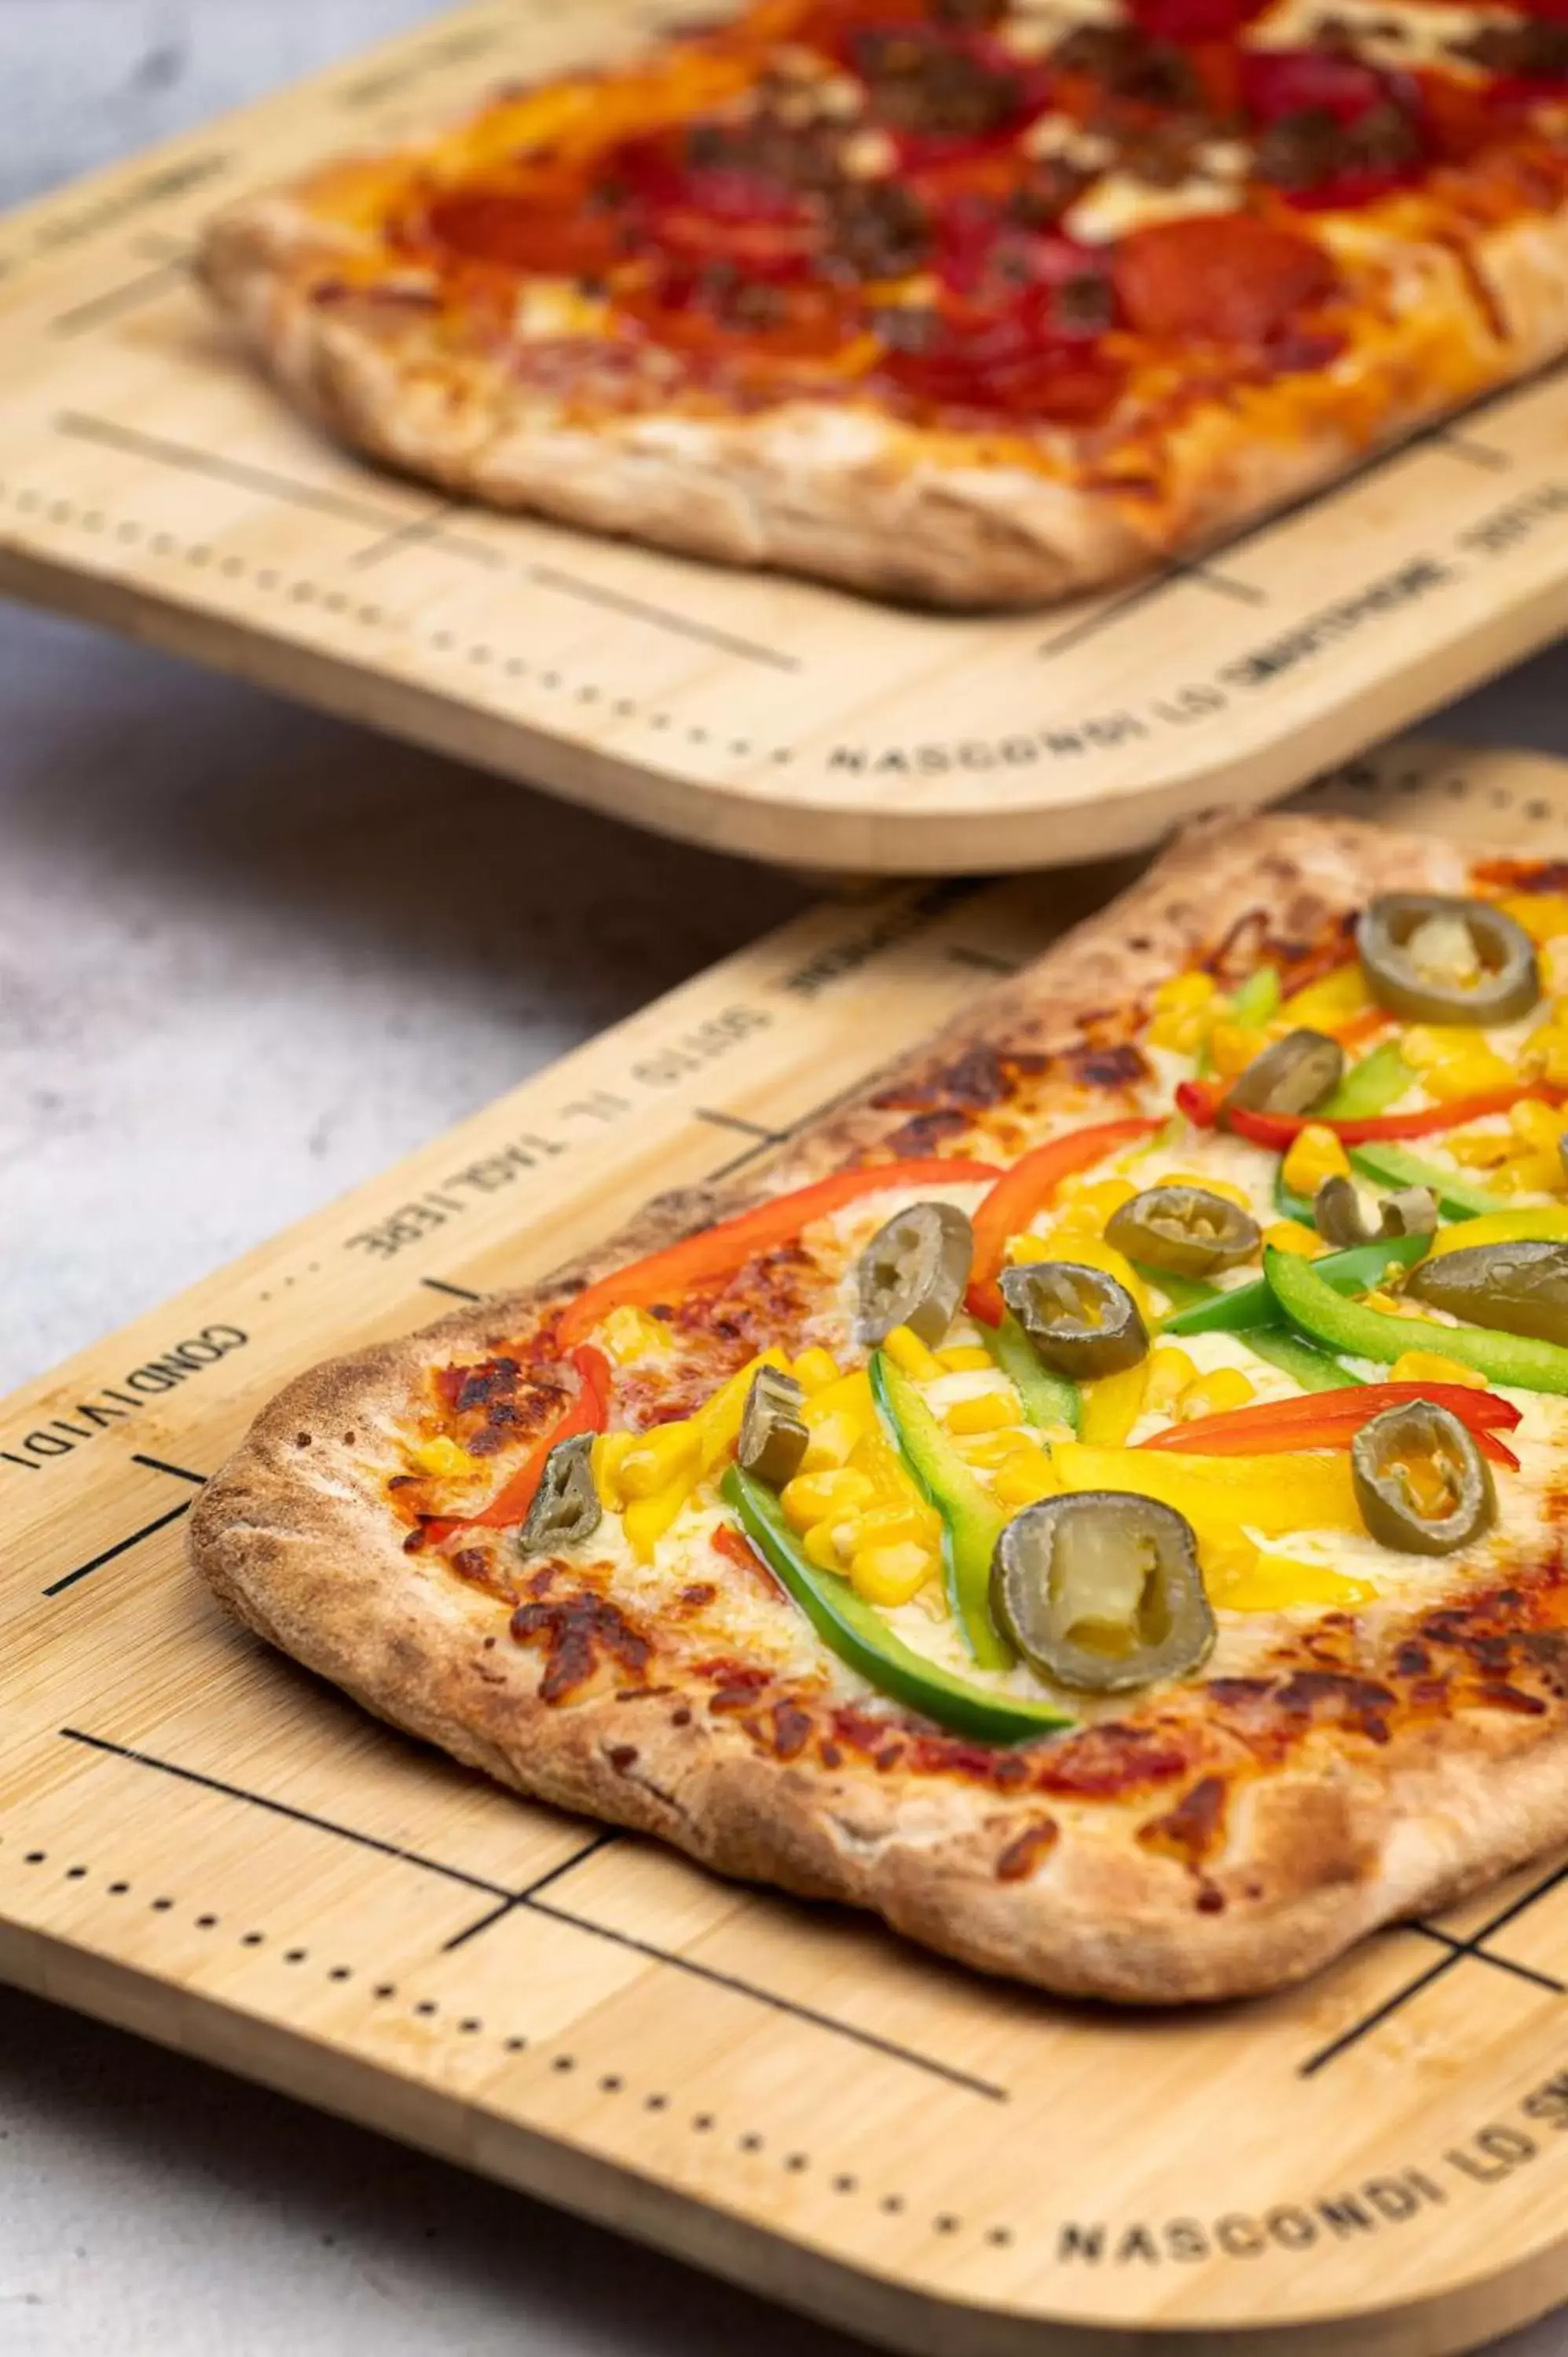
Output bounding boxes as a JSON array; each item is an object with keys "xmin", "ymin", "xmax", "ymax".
[
  {"xmin": 9, "ymin": 739, "xmax": 1568, "ymax": 2354},
  {"xmin": 2, "ymin": 3, "xmax": 1568, "ymax": 874}
]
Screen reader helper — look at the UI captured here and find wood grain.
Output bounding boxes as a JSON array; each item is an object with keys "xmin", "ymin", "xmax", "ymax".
[
  {"xmin": 1, "ymin": 0, "xmax": 1568, "ymax": 871},
  {"xmin": 8, "ymin": 739, "xmax": 1568, "ymax": 2354}
]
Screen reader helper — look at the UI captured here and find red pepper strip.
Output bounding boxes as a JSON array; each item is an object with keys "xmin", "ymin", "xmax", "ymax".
[
  {"xmin": 1142, "ymin": 1381, "xmax": 1520, "ymax": 1468},
  {"xmin": 555, "ymin": 1158, "xmax": 1002, "ymax": 1347},
  {"xmin": 965, "ymin": 1117, "xmax": 1163, "ymax": 1326},
  {"xmin": 424, "ymin": 1345, "xmax": 611, "ymax": 1540},
  {"xmin": 1177, "ymin": 1076, "xmax": 1566, "ymax": 1148}
]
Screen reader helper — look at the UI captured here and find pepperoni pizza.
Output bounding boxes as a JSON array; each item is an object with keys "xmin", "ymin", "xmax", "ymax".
[{"xmin": 200, "ymin": 0, "xmax": 1568, "ymax": 605}]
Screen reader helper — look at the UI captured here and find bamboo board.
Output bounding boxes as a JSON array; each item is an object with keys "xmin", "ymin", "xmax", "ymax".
[
  {"xmin": 11, "ymin": 738, "xmax": 1568, "ymax": 2356},
  {"xmin": 2, "ymin": 5, "xmax": 1568, "ymax": 873}
]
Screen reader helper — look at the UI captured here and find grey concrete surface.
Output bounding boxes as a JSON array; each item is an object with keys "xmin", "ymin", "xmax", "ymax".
[{"xmin": 2, "ymin": 5, "xmax": 1568, "ymax": 2352}]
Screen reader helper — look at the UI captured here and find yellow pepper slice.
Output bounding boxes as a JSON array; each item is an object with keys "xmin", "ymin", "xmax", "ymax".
[
  {"xmin": 1426, "ymin": 1206, "xmax": 1568, "ymax": 1259},
  {"xmin": 1079, "ymin": 1358, "xmax": 1150, "ymax": 1447},
  {"xmin": 1053, "ymin": 1443, "xmax": 1361, "ymax": 1534}
]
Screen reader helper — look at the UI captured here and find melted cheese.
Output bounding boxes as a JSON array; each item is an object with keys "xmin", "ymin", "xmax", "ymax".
[{"xmin": 1064, "ymin": 174, "xmax": 1237, "ymax": 246}]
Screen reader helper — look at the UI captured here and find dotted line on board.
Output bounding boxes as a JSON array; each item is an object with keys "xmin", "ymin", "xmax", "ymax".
[
  {"xmin": 1, "ymin": 1833, "xmax": 1013, "ymax": 2249},
  {"xmin": 0, "ymin": 484, "xmax": 799, "ymax": 768}
]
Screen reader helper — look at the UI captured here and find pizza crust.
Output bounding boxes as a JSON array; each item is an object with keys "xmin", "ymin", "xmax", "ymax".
[{"xmin": 191, "ymin": 813, "xmax": 1568, "ymax": 2003}]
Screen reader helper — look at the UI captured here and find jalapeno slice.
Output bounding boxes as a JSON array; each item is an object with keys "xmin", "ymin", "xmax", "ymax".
[
  {"xmin": 518, "ymin": 1432, "xmax": 601, "ymax": 1554},
  {"xmin": 1406, "ymin": 1239, "xmax": 1568, "ymax": 1347},
  {"xmin": 1356, "ymin": 893, "xmax": 1539, "ymax": 1025},
  {"xmin": 1106, "ymin": 1183, "xmax": 1260, "ymax": 1277},
  {"xmin": 1223, "ymin": 1028, "xmax": 1343, "ymax": 1121},
  {"xmin": 1314, "ymin": 1175, "xmax": 1438, "ymax": 1251},
  {"xmin": 737, "ymin": 1365, "xmax": 808, "ymax": 1487},
  {"xmin": 998, "ymin": 1260, "xmax": 1149, "ymax": 1381},
  {"xmin": 1350, "ymin": 1400, "xmax": 1496, "ymax": 1556},
  {"xmin": 991, "ymin": 1491, "xmax": 1215, "ymax": 1693},
  {"xmin": 856, "ymin": 1200, "xmax": 973, "ymax": 1349}
]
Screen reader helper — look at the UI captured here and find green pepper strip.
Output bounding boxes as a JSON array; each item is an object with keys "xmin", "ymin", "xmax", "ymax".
[
  {"xmin": 722, "ymin": 1469, "xmax": 1072, "ymax": 1744},
  {"xmin": 1195, "ymin": 965, "xmax": 1280, "ymax": 1077},
  {"xmin": 1346, "ymin": 1142, "xmax": 1504, "ymax": 1220},
  {"xmin": 1163, "ymin": 1231, "xmax": 1431, "ymax": 1336},
  {"xmin": 1264, "ymin": 1244, "xmax": 1568, "ymax": 1395},
  {"xmin": 870, "ymin": 1351, "xmax": 1012, "ymax": 1670},
  {"xmin": 984, "ymin": 1307, "xmax": 1079, "ymax": 1434},
  {"xmin": 1318, "ymin": 1039, "xmax": 1412, "ymax": 1123},
  {"xmin": 1273, "ymin": 1166, "xmax": 1317, "ymax": 1226}
]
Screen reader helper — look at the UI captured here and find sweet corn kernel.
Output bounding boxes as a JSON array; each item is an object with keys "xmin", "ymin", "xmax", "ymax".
[
  {"xmin": 789, "ymin": 1346, "xmax": 841, "ymax": 1395},
  {"xmin": 618, "ymin": 1421, "xmax": 700, "ymax": 1500},
  {"xmin": 1207, "ymin": 1021, "xmax": 1269, "ymax": 1080},
  {"xmin": 599, "ymin": 1304, "xmax": 671, "ymax": 1365},
  {"xmin": 1264, "ymin": 1219, "xmax": 1324, "ymax": 1258},
  {"xmin": 936, "ymin": 1346, "xmax": 994, "ymax": 1373},
  {"xmin": 1280, "ymin": 1123, "xmax": 1351, "ymax": 1199},
  {"xmin": 780, "ymin": 1467, "xmax": 875, "ymax": 1534},
  {"xmin": 804, "ymin": 1521, "xmax": 848, "ymax": 1572},
  {"xmin": 1148, "ymin": 1003, "xmax": 1212, "ymax": 1054},
  {"xmin": 882, "ymin": 1323, "xmax": 946, "ymax": 1384},
  {"xmin": 854, "ymin": 1503, "xmax": 934, "ymax": 1552},
  {"xmin": 991, "ymin": 1444, "xmax": 1061, "ymax": 1508},
  {"xmin": 1153, "ymin": 970, "xmax": 1221, "ymax": 1014},
  {"xmin": 943, "ymin": 1389, "xmax": 1020, "ymax": 1435},
  {"xmin": 1495, "ymin": 1150, "xmax": 1565, "ymax": 1196},
  {"xmin": 407, "ymin": 1435, "xmax": 478, "ymax": 1481},
  {"xmin": 1401, "ymin": 1027, "xmax": 1514, "ymax": 1099},
  {"xmin": 799, "ymin": 1413, "xmax": 859, "ymax": 1473},
  {"xmin": 1178, "ymin": 1366, "xmax": 1255, "ymax": 1420},
  {"xmin": 1499, "ymin": 892, "xmax": 1568, "ymax": 946},
  {"xmin": 851, "ymin": 1541, "xmax": 936, "ymax": 1607},
  {"xmin": 1145, "ymin": 1345, "xmax": 1200, "ymax": 1409},
  {"xmin": 1390, "ymin": 1349, "xmax": 1490, "ymax": 1390},
  {"xmin": 1511, "ymin": 1098, "xmax": 1568, "ymax": 1150},
  {"xmin": 1053, "ymin": 1175, "xmax": 1139, "ymax": 1221},
  {"xmin": 592, "ymin": 1429, "xmax": 636, "ymax": 1511}
]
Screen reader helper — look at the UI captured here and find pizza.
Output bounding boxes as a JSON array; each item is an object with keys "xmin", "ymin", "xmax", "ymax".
[
  {"xmin": 198, "ymin": 0, "xmax": 1568, "ymax": 607},
  {"xmin": 192, "ymin": 811, "xmax": 1568, "ymax": 2004}
]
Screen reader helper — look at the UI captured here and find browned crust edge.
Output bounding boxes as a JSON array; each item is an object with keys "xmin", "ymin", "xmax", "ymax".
[{"xmin": 190, "ymin": 812, "xmax": 1568, "ymax": 2005}]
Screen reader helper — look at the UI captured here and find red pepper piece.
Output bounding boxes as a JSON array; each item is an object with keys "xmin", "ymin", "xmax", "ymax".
[
  {"xmin": 965, "ymin": 1117, "xmax": 1162, "ymax": 1326},
  {"xmin": 1177, "ymin": 1076, "xmax": 1567, "ymax": 1146},
  {"xmin": 557, "ymin": 1158, "xmax": 1002, "ymax": 1347},
  {"xmin": 424, "ymin": 1346, "xmax": 611, "ymax": 1540},
  {"xmin": 1143, "ymin": 1381, "xmax": 1521, "ymax": 1468}
]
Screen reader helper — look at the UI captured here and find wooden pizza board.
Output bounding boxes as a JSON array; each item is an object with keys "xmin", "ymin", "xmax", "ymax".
[
  {"xmin": 9, "ymin": 736, "xmax": 1568, "ymax": 2355},
  {"xmin": 2, "ymin": 2, "xmax": 1568, "ymax": 875}
]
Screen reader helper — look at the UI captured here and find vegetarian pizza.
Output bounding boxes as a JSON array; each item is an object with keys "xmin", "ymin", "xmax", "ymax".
[
  {"xmin": 199, "ymin": 0, "xmax": 1568, "ymax": 605},
  {"xmin": 194, "ymin": 813, "xmax": 1568, "ymax": 2003}
]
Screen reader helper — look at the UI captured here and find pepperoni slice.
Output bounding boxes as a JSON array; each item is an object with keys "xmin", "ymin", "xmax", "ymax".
[
  {"xmin": 878, "ymin": 292, "xmax": 1125, "ymax": 422},
  {"xmin": 422, "ymin": 192, "xmax": 627, "ymax": 278},
  {"xmin": 1114, "ymin": 214, "xmax": 1339, "ymax": 344}
]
